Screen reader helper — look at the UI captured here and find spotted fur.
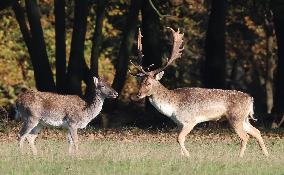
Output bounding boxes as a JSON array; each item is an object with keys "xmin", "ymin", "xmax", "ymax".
[
  {"xmin": 136, "ymin": 75, "xmax": 269, "ymax": 158},
  {"xmin": 16, "ymin": 77, "xmax": 118, "ymax": 155}
]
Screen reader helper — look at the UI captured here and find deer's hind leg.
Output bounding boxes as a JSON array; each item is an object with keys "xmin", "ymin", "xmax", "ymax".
[
  {"xmin": 228, "ymin": 117, "xmax": 249, "ymax": 158},
  {"xmin": 67, "ymin": 126, "xmax": 79, "ymax": 154},
  {"xmin": 67, "ymin": 130, "xmax": 74, "ymax": 154},
  {"xmin": 18, "ymin": 116, "xmax": 39, "ymax": 154},
  {"xmin": 243, "ymin": 118, "xmax": 269, "ymax": 157}
]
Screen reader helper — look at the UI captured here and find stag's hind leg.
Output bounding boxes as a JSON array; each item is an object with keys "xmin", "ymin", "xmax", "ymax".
[
  {"xmin": 229, "ymin": 118, "xmax": 249, "ymax": 158},
  {"xmin": 177, "ymin": 122, "xmax": 196, "ymax": 157},
  {"xmin": 243, "ymin": 119, "xmax": 269, "ymax": 157}
]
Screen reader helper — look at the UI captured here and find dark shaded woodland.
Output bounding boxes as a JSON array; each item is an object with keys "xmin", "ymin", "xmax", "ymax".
[{"xmin": 0, "ymin": 0, "xmax": 284, "ymax": 128}]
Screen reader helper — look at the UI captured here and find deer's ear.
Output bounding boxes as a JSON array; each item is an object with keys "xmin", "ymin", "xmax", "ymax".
[
  {"xmin": 93, "ymin": 77, "xmax": 99, "ymax": 87},
  {"xmin": 155, "ymin": 71, "xmax": 164, "ymax": 80}
]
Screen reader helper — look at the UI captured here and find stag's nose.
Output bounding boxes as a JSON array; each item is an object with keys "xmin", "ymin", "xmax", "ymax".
[
  {"xmin": 113, "ymin": 92, "xmax": 118, "ymax": 97},
  {"xmin": 137, "ymin": 92, "xmax": 142, "ymax": 98}
]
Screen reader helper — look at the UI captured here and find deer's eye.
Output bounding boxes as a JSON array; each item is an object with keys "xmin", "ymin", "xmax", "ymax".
[{"xmin": 146, "ymin": 83, "xmax": 150, "ymax": 86}]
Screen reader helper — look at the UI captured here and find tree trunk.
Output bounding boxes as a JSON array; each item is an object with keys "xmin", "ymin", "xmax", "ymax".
[
  {"xmin": 12, "ymin": 2, "xmax": 33, "ymax": 60},
  {"xmin": 67, "ymin": 0, "xmax": 89, "ymax": 95},
  {"xmin": 54, "ymin": 0, "xmax": 66, "ymax": 93},
  {"xmin": 0, "ymin": 0, "xmax": 16, "ymax": 10},
  {"xmin": 264, "ymin": 12, "xmax": 275, "ymax": 114},
  {"xmin": 85, "ymin": 0, "xmax": 107, "ymax": 98},
  {"xmin": 271, "ymin": 1, "xmax": 284, "ymax": 125},
  {"xmin": 203, "ymin": 0, "xmax": 226, "ymax": 89},
  {"xmin": 112, "ymin": 0, "xmax": 142, "ymax": 94},
  {"xmin": 90, "ymin": 0, "xmax": 107, "ymax": 78},
  {"xmin": 141, "ymin": 0, "xmax": 170, "ymax": 127},
  {"xmin": 141, "ymin": 0, "xmax": 162, "ymax": 70},
  {"xmin": 25, "ymin": 0, "xmax": 56, "ymax": 92}
]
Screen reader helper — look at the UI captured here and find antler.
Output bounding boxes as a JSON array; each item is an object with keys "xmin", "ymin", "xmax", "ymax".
[
  {"xmin": 129, "ymin": 28, "xmax": 149, "ymax": 77},
  {"xmin": 150, "ymin": 27, "xmax": 184, "ymax": 75},
  {"xmin": 129, "ymin": 27, "xmax": 184, "ymax": 77}
]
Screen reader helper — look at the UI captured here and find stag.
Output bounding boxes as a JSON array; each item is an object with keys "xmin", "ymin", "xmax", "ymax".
[{"xmin": 129, "ymin": 28, "xmax": 268, "ymax": 157}]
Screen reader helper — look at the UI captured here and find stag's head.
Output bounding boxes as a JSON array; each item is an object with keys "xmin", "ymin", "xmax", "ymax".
[
  {"xmin": 130, "ymin": 28, "xmax": 184, "ymax": 99},
  {"xmin": 94, "ymin": 77, "xmax": 118, "ymax": 99}
]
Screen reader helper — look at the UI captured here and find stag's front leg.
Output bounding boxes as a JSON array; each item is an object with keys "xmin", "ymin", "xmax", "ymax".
[{"xmin": 177, "ymin": 122, "xmax": 196, "ymax": 157}]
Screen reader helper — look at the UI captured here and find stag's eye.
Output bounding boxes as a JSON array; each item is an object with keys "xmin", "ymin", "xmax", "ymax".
[{"xmin": 146, "ymin": 83, "xmax": 150, "ymax": 86}]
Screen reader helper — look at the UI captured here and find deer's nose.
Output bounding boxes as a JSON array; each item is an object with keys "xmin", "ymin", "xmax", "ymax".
[{"xmin": 114, "ymin": 92, "xmax": 118, "ymax": 97}]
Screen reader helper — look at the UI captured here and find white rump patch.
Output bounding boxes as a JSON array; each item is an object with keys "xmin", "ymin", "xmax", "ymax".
[{"xmin": 243, "ymin": 118, "xmax": 251, "ymax": 132}]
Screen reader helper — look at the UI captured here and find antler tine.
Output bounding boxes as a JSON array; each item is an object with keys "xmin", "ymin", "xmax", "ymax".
[
  {"xmin": 137, "ymin": 28, "xmax": 143, "ymax": 65},
  {"xmin": 146, "ymin": 64, "xmax": 155, "ymax": 71},
  {"xmin": 150, "ymin": 27, "xmax": 184, "ymax": 75},
  {"xmin": 129, "ymin": 60, "xmax": 148, "ymax": 76}
]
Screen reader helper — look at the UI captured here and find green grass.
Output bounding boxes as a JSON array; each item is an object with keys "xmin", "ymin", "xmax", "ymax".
[{"xmin": 0, "ymin": 132, "xmax": 283, "ymax": 175}]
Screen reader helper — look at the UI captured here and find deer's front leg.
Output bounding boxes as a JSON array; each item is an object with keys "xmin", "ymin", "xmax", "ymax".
[
  {"xmin": 177, "ymin": 122, "xmax": 196, "ymax": 157},
  {"xmin": 26, "ymin": 124, "xmax": 42, "ymax": 155},
  {"xmin": 18, "ymin": 117, "xmax": 39, "ymax": 154}
]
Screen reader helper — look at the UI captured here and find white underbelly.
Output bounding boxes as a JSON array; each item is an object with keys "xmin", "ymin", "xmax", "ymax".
[
  {"xmin": 40, "ymin": 118, "xmax": 65, "ymax": 127},
  {"xmin": 195, "ymin": 114, "xmax": 223, "ymax": 123}
]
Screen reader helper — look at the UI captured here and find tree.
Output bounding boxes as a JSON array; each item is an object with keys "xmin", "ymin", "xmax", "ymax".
[
  {"xmin": 203, "ymin": 0, "xmax": 226, "ymax": 89},
  {"xmin": 13, "ymin": 0, "xmax": 56, "ymax": 92},
  {"xmin": 66, "ymin": 0, "xmax": 89, "ymax": 95},
  {"xmin": 0, "ymin": 0, "xmax": 16, "ymax": 10},
  {"xmin": 141, "ymin": 0, "xmax": 162, "ymax": 70},
  {"xmin": 54, "ymin": 0, "xmax": 66, "ymax": 93},
  {"xmin": 141, "ymin": 0, "xmax": 169, "ymax": 127},
  {"xmin": 271, "ymin": 0, "xmax": 284, "ymax": 126},
  {"xmin": 112, "ymin": 0, "xmax": 142, "ymax": 94},
  {"xmin": 90, "ymin": 0, "xmax": 107, "ymax": 78}
]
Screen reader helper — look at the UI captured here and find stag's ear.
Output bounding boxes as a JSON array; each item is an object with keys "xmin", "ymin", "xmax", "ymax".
[
  {"xmin": 154, "ymin": 71, "xmax": 164, "ymax": 80},
  {"xmin": 93, "ymin": 77, "xmax": 99, "ymax": 87}
]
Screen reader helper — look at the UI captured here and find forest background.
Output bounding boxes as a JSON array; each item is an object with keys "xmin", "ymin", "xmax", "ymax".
[{"xmin": 0, "ymin": 0, "xmax": 284, "ymax": 129}]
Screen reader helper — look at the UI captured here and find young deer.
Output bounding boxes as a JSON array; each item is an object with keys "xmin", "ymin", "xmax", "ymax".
[
  {"xmin": 130, "ymin": 28, "xmax": 269, "ymax": 157},
  {"xmin": 15, "ymin": 77, "xmax": 118, "ymax": 155}
]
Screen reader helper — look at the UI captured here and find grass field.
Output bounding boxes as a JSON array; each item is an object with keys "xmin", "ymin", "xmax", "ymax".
[{"xmin": 0, "ymin": 128, "xmax": 283, "ymax": 175}]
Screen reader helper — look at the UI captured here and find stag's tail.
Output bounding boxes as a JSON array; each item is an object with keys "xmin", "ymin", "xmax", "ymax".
[{"xmin": 248, "ymin": 97, "xmax": 257, "ymax": 121}]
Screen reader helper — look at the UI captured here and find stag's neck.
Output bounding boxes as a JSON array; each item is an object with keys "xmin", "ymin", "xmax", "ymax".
[{"xmin": 149, "ymin": 82, "xmax": 176, "ymax": 117}]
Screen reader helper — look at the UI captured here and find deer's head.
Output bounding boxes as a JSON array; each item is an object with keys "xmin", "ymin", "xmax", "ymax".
[
  {"xmin": 129, "ymin": 28, "xmax": 184, "ymax": 99},
  {"xmin": 94, "ymin": 77, "xmax": 118, "ymax": 99}
]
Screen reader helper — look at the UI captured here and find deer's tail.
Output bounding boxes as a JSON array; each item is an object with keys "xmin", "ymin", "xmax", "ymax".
[
  {"xmin": 248, "ymin": 97, "xmax": 257, "ymax": 122},
  {"xmin": 14, "ymin": 103, "xmax": 21, "ymax": 121}
]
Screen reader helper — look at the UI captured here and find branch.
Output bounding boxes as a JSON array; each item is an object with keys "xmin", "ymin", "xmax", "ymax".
[{"xmin": 148, "ymin": 0, "xmax": 179, "ymax": 20}]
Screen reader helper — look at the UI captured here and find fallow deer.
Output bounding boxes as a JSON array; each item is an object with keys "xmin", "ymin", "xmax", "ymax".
[
  {"xmin": 130, "ymin": 28, "xmax": 269, "ymax": 157},
  {"xmin": 15, "ymin": 77, "xmax": 118, "ymax": 155}
]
